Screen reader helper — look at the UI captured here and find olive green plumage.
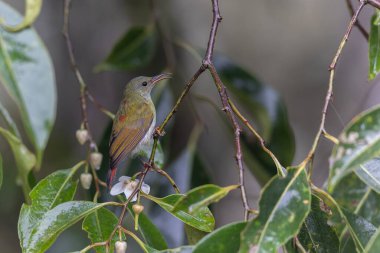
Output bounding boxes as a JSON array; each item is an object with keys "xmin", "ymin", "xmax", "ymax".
[{"xmin": 107, "ymin": 74, "xmax": 171, "ymax": 188}]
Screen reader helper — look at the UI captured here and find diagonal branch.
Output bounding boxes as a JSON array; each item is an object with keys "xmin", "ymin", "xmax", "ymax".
[{"xmin": 345, "ymin": 0, "xmax": 369, "ymax": 40}]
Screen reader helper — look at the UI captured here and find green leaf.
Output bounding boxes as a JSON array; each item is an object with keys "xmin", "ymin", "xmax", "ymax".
[
  {"xmin": 184, "ymin": 225, "xmax": 208, "ymax": 245},
  {"xmin": 0, "ymin": 127, "xmax": 35, "ymax": 176},
  {"xmin": 343, "ymin": 209, "xmax": 377, "ymax": 250},
  {"xmin": 193, "ymin": 222, "xmax": 246, "ymax": 253},
  {"xmin": 214, "ymin": 55, "xmax": 295, "ymax": 184},
  {"xmin": 0, "ymin": 0, "xmax": 42, "ymax": 32},
  {"xmin": 147, "ymin": 246, "xmax": 194, "ymax": 253},
  {"xmin": 365, "ymin": 227, "xmax": 380, "ymax": 252},
  {"xmin": 82, "ymin": 207, "xmax": 124, "ymax": 253},
  {"xmin": 144, "ymin": 193, "xmax": 215, "ymax": 232},
  {"xmin": 0, "ymin": 2, "xmax": 56, "ymax": 166},
  {"xmin": 328, "ymin": 105, "xmax": 380, "ymax": 192},
  {"xmin": 128, "ymin": 205, "xmax": 168, "ymax": 250},
  {"xmin": 313, "ymin": 188, "xmax": 377, "ymax": 252},
  {"xmin": 355, "ymin": 158, "xmax": 380, "ymax": 194},
  {"xmin": 26, "ymin": 201, "xmax": 110, "ymax": 253},
  {"xmin": 369, "ymin": 11, "xmax": 380, "ymax": 80},
  {"xmin": 0, "ymin": 99, "xmax": 20, "ymax": 137},
  {"xmin": 96, "ymin": 25, "xmax": 157, "ymax": 72},
  {"xmin": 172, "ymin": 184, "xmax": 239, "ymax": 213},
  {"xmin": 239, "ymin": 167, "xmax": 311, "ymax": 253},
  {"xmin": 18, "ymin": 163, "xmax": 82, "ymax": 252},
  {"xmin": 298, "ymin": 196, "xmax": 339, "ymax": 253}
]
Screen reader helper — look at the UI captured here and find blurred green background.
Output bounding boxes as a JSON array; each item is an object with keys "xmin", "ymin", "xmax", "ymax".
[{"xmin": 0, "ymin": 0, "xmax": 379, "ymax": 252}]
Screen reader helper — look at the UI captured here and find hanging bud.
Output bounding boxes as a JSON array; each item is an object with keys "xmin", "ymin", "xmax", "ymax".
[
  {"xmin": 89, "ymin": 152, "xmax": 103, "ymax": 170},
  {"xmin": 76, "ymin": 129, "xmax": 89, "ymax": 145},
  {"xmin": 80, "ymin": 173, "xmax": 92, "ymax": 189},
  {"xmin": 132, "ymin": 204, "xmax": 144, "ymax": 214},
  {"xmin": 115, "ymin": 241, "xmax": 127, "ymax": 253}
]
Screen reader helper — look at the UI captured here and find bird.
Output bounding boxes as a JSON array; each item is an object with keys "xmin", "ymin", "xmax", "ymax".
[{"xmin": 107, "ymin": 73, "xmax": 171, "ymax": 189}]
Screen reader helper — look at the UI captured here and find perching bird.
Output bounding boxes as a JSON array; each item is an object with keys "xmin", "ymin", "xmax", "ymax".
[{"xmin": 107, "ymin": 74, "xmax": 171, "ymax": 189}]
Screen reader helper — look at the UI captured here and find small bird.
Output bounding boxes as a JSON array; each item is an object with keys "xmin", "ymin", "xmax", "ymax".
[{"xmin": 107, "ymin": 74, "xmax": 171, "ymax": 189}]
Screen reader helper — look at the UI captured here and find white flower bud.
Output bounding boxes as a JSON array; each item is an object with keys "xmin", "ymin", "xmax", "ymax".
[
  {"xmin": 89, "ymin": 152, "xmax": 103, "ymax": 170},
  {"xmin": 80, "ymin": 173, "xmax": 92, "ymax": 189},
  {"xmin": 76, "ymin": 129, "xmax": 89, "ymax": 145},
  {"xmin": 115, "ymin": 241, "xmax": 127, "ymax": 253},
  {"xmin": 132, "ymin": 204, "xmax": 144, "ymax": 214}
]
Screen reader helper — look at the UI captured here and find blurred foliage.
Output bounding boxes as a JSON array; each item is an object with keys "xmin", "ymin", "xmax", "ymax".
[{"xmin": 1, "ymin": 1, "xmax": 380, "ymax": 253}]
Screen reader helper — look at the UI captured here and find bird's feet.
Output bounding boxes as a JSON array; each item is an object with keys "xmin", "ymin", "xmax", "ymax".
[{"xmin": 153, "ymin": 127, "xmax": 166, "ymax": 138}]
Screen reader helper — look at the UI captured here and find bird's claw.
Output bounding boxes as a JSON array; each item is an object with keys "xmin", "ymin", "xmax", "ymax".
[{"xmin": 154, "ymin": 127, "xmax": 166, "ymax": 137}]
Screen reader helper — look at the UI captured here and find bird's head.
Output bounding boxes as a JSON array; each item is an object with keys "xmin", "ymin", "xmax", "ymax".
[{"xmin": 125, "ymin": 73, "xmax": 172, "ymax": 98}]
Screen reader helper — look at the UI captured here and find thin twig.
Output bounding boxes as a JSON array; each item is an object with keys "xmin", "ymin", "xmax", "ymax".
[
  {"xmin": 299, "ymin": 1, "xmax": 367, "ymax": 170},
  {"xmin": 346, "ymin": 0, "xmax": 369, "ymax": 40},
  {"xmin": 368, "ymin": 0, "xmax": 380, "ymax": 9},
  {"xmin": 63, "ymin": 0, "xmax": 107, "ymax": 199}
]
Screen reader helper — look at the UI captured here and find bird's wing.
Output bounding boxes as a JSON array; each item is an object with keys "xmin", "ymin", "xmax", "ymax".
[{"xmin": 109, "ymin": 104, "xmax": 154, "ymax": 168}]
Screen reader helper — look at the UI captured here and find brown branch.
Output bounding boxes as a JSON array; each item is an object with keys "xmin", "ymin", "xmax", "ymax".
[
  {"xmin": 346, "ymin": 0, "xmax": 369, "ymax": 40},
  {"xmin": 63, "ymin": 0, "xmax": 107, "ymax": 199},
  {"xmin": 299, "ymin": 1, "xmax": 367, "ymax": 170},
  {"xmin": 368, "ymin": 0, "xmax": 380, "ymax": 9}
]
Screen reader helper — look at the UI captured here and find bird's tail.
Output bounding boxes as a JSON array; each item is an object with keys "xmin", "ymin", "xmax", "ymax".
[{"xmin": 107, "ymin": 167, "xmax": 117, "ymax": 190}]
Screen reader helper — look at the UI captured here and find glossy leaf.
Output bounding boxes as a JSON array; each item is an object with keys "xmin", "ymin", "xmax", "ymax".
[
  {"xmin": 313, "ymin": 188, "xmax": 377, "ymax": 252},
  {"xmin": 365, "ymin": 228, "xmax": 380, "ymax": 252},
  {"xmin": 328, "ymin": 105, "xmax": 380, "ymax": 192},
  {"xmin": 193, "ymin": 222, "xmax": 246, "ymax": 253},
  {"xmin": 144, "ymin": 193, "xmax": 215, "ymax": 232},
  {"xmin": 147, "ymin": 246, "xmax": 194, "ymax": 253},
  {"xmin": 18, "ymin": 164, "xmax": 81, "ymax": 251},
  {"xmin": 96, "ymin": 25, "xmax": 157, "ymax": 71},
  {"xmin": 128, "ymin": 205, "xmax": 168, "ymax": 250},
  {"xmin": 0, "ymin": 2, "xmax": 56, "ymax": 166},
  {"xmin": 172, "ymin": 184, "xmax": 238, "ymax": 213},
  {"xmin": 343, "ymin": 210, "xmax": 377, "ymax": 251},
  {"xmin": 298, "ymin": 196, "xmax": 339, "ymax": 253},
  {"xmin": 1, "ymin": 0, "xmax": 42, "ymax": 32},
  {"xmin": 355, "ymin": 158, "xmax": 380, "ymax": 194},
  {"xmin": 369, "ymin": 10, "xmax": 380, "ymax": 80},
  {"xmin": 239, "ymin": 167, "xmax": 311, "ymax": 253},
  {"xmin": 82, "ymin": 207, "xmax": 124, "ymax": 253},
  {"xmin": 0, "ymin": 127, "xmax": 35, "ymax": 176},
  {"xmin": 26, "ymin": 201, "xmax": 109, "ymax": 253},
  {"xmin": 214, "ymin": 55, "xmax": 295, "ymax": 183}
]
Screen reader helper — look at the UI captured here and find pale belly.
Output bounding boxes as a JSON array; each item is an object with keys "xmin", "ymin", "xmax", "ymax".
[{"xmin": 130, "ymin": 115, "xmax": 156, "ymax": 158}]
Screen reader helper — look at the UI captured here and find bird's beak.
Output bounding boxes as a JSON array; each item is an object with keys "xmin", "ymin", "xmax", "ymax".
[{"xmin": 151, "ymin": 73, "xmax": 172, "ymax": 85}]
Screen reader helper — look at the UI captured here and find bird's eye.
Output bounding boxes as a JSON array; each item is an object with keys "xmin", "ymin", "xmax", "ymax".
[{"xmin": 142, "ymin": 81, "xmax": 148, "ymax": 86}]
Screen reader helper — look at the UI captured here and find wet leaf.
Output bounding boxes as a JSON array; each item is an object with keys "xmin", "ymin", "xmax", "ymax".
[
  {"xmin": 239, "ymin": 167, "xmax": 311, "ymax": 253},
  {"xmin": 172, "ymin": 184, "xmax": 239, "ymax": 213},
  {"xmin": 298, "ymin": 196, "xmax": 339, "ymax": 253},
  {"xmin": 146, "ymin": 246, "xmax": 193, "ymax": 253},
  {"xmin": 18, "ymin": 164, "xmax": 82, "ymax": 251},
  {"xmin": 193, "ymin": 222, "xmax": 246, "ymax": 253},
  {"xmin": 0, "ymin": 0, "xmax": 42, "ymax": 32},
  {"xmin": 365, "ymin": 228, "xmax": 380, "ymax": 252},
  {"xmin": 128, "ymin": 204, "xmax": 168, "ymax": 250},
  {"xmin": 144, "ymin": 193, "xmax": 214, "ymax": 233},
  {"xmin": 82, "ymin": 207, "xmax": 124, "ymax": 253},
  {"xmin": 214, "ymin": 55, "xmax": 295, "ymax": 183},
  {"xmin": 355, "ymin": 158, "xmax": 380, "ymax": 194},
  {"xmin": 369, "ymin": 10, "xmax": 380, "ymax": 80},
  {"xmin": 26, "ymin": 201, "xmax": 110, "ymax": 253},
  {"xmin": 96, "ymin": 25, "xmax": 157, "ymax": 72},
  {"xmin": 0, "ymin": 2, "xmax": 56, "ymax": 167},
  {"xmin": 328, "ymin": 105, "xmax": 380, "ymax": 192}
]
